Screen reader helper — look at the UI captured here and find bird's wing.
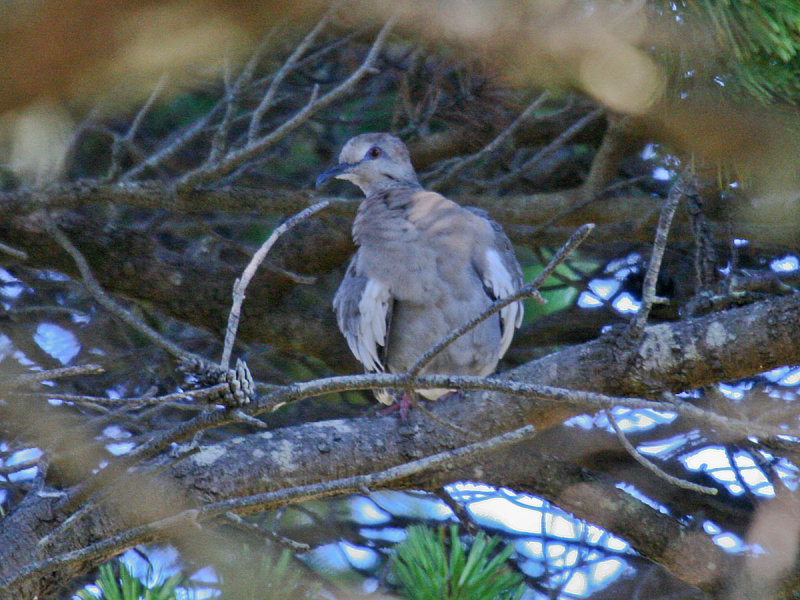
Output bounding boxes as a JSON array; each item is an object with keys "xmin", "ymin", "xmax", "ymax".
[
  {"xmin": 333, "ymin": 256, "xmax": 393, "ymax": 373},
  {"xmin": 467, "ymin": 207, "xmax": 525, "ymax": 359}
]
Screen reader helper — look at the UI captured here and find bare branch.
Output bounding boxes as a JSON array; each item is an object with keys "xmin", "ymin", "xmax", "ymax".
[
  {"xmin": 579, "ymin": 113, "xmax": 632, "ymax": 199},
  {"xmin": 45, "ymin": 215, "xmax": 211, "ymax": 368},
  {"xmin": 178, "ymin": 16, "xmax": 396, "ymax": 190},
  {"xmin": 119, "ymin": 108, "xmax": 222, "ymax": 182},
  {"xmin": 207, "ymin": 30, "xmax": 278, "ymax": 165},
  {"xmin": 206, "ymin": 59, "xmax": 237, "ymax": 165},
  {"xmin": 220, "ymin": 199, "xmax": 330, "ymax": 369},
  {"xmin": 604, "ymin": 408, "xmax": 718, "ymax": 495},
  {"xmin": 628, "ymin": 169, "xmax": 687, "ymax": 336},
  {"xmin": 11, "ymin": 383, "xmax": 230, "ymax": 407},
  {"xmin": 107, "ymin": 73, "xmax": 169, "ymax": 181},
  {"xmin": 0, "ymin": 241, "xmax": 28, "ymax": 260},
  {"xmin": 7, "ymin": 364, "xmax": 104, "ymax": 388},
  {"xmin": 248, "ymin": 8, "xmax": 335, "ymax": 143},
  {"xmin": 426, "ymin": 91, "xmax": 551, "ymax": 189},
  {"xmin": 2, "ymin": 425, "xmax": 536, "ymax": 592},
  {"xmin": 476, "ymin": 107, "xmax": 604, "ymax": 188}
]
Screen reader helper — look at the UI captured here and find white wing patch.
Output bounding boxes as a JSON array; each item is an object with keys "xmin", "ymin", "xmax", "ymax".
[
  {"xmin": 345, "ymin": 278, "xmax": 390, "ymax": 372},
  {"xmin": 483, "ymin": 248, "xmax": 524, "ymax": 359}
]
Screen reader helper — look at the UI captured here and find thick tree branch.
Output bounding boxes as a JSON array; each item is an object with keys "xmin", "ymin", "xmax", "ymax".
[{"xmin": 2, "ymin": 292, "xmax": 800, "ymax": 598}]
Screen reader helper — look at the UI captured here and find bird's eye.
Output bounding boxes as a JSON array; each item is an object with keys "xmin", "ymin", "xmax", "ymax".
[{"xmin": 367, "ymin": 146, "xmax": 382, "ymax": 159}]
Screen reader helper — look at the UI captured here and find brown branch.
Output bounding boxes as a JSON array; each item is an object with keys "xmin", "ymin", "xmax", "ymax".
[
  {"xmin": 206, "ymin": 30, "xmax": 278, "ymax": 165},
  {"xmin": 7, "ymin": 364, "xmax": 104, "ymax": 388},
  {"xmin": 1, "ymin": 425, "xmax": 535, "ymax": 593},
  {"xmin": 220, "ymin": 200, "xmax": 330, "ymax": 369},
  {"xmin": 0, "ymin": 241, "xmax": 28, "ymax": 260},
  {"xmin": 178, "ymin": 16, "xmax": 396, "ymax": 190},
  {"xmin": 248, "ymin": 7, "xmax": 334, "ymax": 142},
  {"xmin": 46, "ymin": 216, "xmax": 211, "ymax": 368},
  {"xmin": 425, "ymin": 90, "xmax": 551, "ymax": 189},
  {"xmin": 628, "ymin": 169, "xmax": 685, "ymax": 336},
  {"xmin": 2, "ymin": 292, "xmax": 800, "ymax": 598},
  {"xmin": 579, "ymin": 113, "xmax": 633, "ymax": 199},
  {"xmin": 604, "ymin": 408, "xmax": 717, "ymax": 495},
  {"xmin": 11, "ymin": 384, "xmax": 229, "ymax": 408},
  {"xmin": 475, "ymin": 107, "xmax": 605, "ymax": 188},
  {"xmin": 106, "ymin": 73, "xmax": 169, "ymax": 182}
]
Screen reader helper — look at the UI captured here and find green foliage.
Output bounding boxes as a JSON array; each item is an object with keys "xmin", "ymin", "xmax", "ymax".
[
  {"xmin": 520, "ymin": 249, "xmax": 598, "ymax": 323},
  {"xmin": 664, "ymin": 1, "xmax": 800, "ymax": 105},
  {"xmin": 391, "ymin": 525, "xmax": 525, "ymax": 600},
  {"xmin": 215, "ymin": 546, "xmax": 320, "ymax": 600},
  {"xmin": 76, "ymin": 561, "xmax": 182, "ymax": 600}
]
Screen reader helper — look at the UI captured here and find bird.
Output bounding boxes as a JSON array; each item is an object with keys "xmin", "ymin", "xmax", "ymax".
[{"xmin": 317, "ymin": 133, "xmax": 524, "ymax": 416}]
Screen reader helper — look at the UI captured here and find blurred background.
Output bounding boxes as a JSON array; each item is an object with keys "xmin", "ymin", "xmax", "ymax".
[{"xmin": 1, "ymin": 1, "xmax": 800, "ymax": 599}]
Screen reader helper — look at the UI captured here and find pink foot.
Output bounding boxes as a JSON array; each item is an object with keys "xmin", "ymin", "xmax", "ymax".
[{"xmin": 377, "ymin": 393, "xmax": 414, "ymax": 421}]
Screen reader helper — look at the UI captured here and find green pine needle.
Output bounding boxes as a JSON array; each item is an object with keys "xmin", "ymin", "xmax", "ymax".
[{"xmin": 391, "ymin": 525, "xmax": 525, "ymax": 600}]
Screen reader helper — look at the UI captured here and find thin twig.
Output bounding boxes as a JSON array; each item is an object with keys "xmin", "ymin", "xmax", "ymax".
[
  {"xmin": 11, "ymin": 383, "xmax": 230, "ymax": 407},
  {"xmin": 605, "ymin": 408, "xmax": 718, "ymax": 495},
  {"xmin": 408, "ymin": 223, "xmax": 594, "ymax": 377},
  {"xmin": 8, "ymin": 364, "xmax": 104, "ymax": 388},
  {"xmin": 436, "ymin": 488, "xmax": 480, "ymax": 536},
  {"xmin": 0, "ymin": 241, "xmax": 28, "ymax": 260},
  {"xmin": 107, "ymin": 73, "xmax": 169, "ymax": 181},
  {"xmin": 248, "ymin": 8, "xmax": 334, "ymax": 143},
  {"xmin": 120, "ymin": 105, "xmax": 223, "ymax": 181},
  {"xmin": 179, "ymin": 16, "xmax": 396, "ymax": 189},
  {"xmin": 628, "ymin": 170, "xmax": 686, "ymax": 336},
  {"xmin": 402, "ymin": 393, "xmax": 477, "ymax": 437},
  {"xmin": 525, "ymin": 176, "xmax": 648, "ymax": 240},
  {"xmin": 55, "ymin": 365, "xmax": 800, "ymax": 517},
  {"xmin": 208, "ymin": 31, "xmax": 278, "ymax": 165},
  {"xmin": 222, "ymin": 512, "xmax": 311, "ymax": 552},
  {"xmin": 250, "ymin": 371, "xmax": 800, "ymax": 443},
  {"xmin": 45, "ymin": 215, "xmax": 211, "ymax": 368},
  {"xmin": 579, "ymin": 113, "xmax": 631, "ymax": 199},
  {"xmin": 220, "ymin": 199, "xmax": 330, "ymax": 369},
  {"xmin": 185, "ymin": 214, "xmax": 316, "ymax": 284},
  {"xmin": 426, "ymin": 91, "xmax": 551, "ymax": 189},
  {"xmin": 207, "ymin": 59, "xmax": 236, "ymax": 165},
  {"xmin": 477, "ymin": 107, "xmax": 604, "ymax": 188}
]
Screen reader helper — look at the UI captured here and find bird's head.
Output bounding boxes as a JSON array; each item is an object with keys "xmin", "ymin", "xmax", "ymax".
[{"xmin": 316, "ymin": 133, "xmax": 420, "ymax": 196}]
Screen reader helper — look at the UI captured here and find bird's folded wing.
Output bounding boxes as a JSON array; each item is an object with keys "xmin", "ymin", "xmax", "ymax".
[
  {"xmin": 333, "ymin": 258, "xmax": 392, "ymax": 373},
  {"xmin": 467, "ymin": 208, "xmax": 525, "ymax": 359}
]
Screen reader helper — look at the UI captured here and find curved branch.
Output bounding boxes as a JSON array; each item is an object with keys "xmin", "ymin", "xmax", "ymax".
[{"xmin": 2, "ymin": 292, "xmax": 799, "ymax": 598}]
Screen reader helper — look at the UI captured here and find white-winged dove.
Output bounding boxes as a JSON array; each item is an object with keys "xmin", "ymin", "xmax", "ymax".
[{"xmin": 317, "ymin": 133, "xmax": 524, "ymax": 410}]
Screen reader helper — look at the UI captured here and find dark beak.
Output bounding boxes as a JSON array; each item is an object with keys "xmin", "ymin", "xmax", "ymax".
[{"xmin": 315, "ymin": 162, "xmax": 352, "ymax": 188}]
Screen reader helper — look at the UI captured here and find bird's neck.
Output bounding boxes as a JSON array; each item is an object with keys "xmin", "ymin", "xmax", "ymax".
[{"xmin": 352, "ymin": 186, "xmax": 422, "ymax": 244}]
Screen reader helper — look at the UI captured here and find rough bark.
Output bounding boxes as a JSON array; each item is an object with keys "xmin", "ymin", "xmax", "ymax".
[{"xmin": 1, "ymin": 293, "xmax": 799, "ymax": 598}]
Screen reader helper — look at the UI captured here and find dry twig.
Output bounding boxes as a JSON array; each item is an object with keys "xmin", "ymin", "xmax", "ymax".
[
  {"xmin": 475, "ymin": 107, "xmax": 604, "ymax": 189},
  {"xmin": 178, "ymin": 16, "xmax": 396, "ymax": 190},
  {"xmin": 46, "ymin": 215, "xmax": 211, "ymax": 368},
  {"xmin": 426, "ymin": 91, "xmax": 551, "ymax": 189},
  {"xmin": 107, "ymin": 73, "xmax": 169, "ymax": 181},
  {"xmin": 604, "ymin": 408, "xmax": 718, "ymax": 495},
  {"xmin": 8, "ymin": 364, "xmax": 104, "ymax": 388},
  {"xmin": 220, "ymin": 200, "xmax": 330, "ymax": 369},
  {"xmin": 628, "ymin": 169, "xmax": 687, "ymax": 335},
  {"xmin": 248, "ymin": 7, "xmax": 335, "ymax": 142}
]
